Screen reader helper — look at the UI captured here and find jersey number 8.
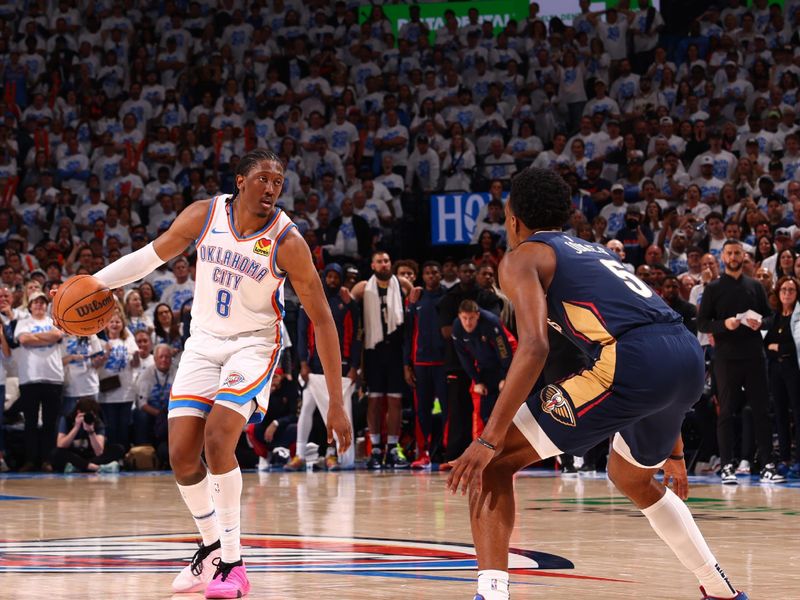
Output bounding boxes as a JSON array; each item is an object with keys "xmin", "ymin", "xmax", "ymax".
[
  {"xmin": 599, "ymin": 258, "xmax": 653, "ymax": 298},
  {"xmin": 216, "ymin": 289, "xmax": 232, "ymax": 317}
]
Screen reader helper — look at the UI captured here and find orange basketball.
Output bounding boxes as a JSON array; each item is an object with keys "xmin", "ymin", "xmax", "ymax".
[{"xmin": 52, "ymin": 274, "xmax": 116, "ymax": 336}]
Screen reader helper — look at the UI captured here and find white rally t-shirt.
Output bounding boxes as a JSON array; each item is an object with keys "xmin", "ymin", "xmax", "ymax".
[
  {"xmin": 14, "ymin": 316, "xmax": 64, "ymax": 385},
  {"xmin": 97, "ymin": 335, "xmax": 138, "ymax": 404},
  {"xmin": 61, "ymin": 334, "xmax": 104, "ymax": 397}
]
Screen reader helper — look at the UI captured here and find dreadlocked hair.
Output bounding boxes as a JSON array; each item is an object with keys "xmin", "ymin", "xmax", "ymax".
[{"xmin": 227, "ymin": 148, "xmax": 285, "ymax": 205}]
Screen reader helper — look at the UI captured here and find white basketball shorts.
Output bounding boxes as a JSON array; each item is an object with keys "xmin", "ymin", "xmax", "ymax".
[{"xmin": 168, "ymin": 326, "xmax": 282, "ymax": 423}]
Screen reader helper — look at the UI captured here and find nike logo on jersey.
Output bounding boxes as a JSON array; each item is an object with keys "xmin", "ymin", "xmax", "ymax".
[{"xmin": 211, "ymin": 227, "xmax": 227, "ymax": 234}]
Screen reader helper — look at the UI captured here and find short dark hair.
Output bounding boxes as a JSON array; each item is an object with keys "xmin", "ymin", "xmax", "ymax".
[
  {"xmin": 722, "ymin": 239, "xmax": 743, "ymax": 250},
  {"xmin": 393, "ymin": 258, "xmax": 419, "ymax": 277},
  {"xmin": 458, "ymin": 299, "xmax": 480, "ymax": 313},
  {"xmin": 422, "ymin": 260, "xmax": 441, "ymax": 270},
  {"xmin": 508, "ymin": 167, "xmax": 571, "ymax": 230}
]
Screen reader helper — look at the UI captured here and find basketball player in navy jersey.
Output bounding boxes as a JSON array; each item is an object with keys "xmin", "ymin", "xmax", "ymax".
[
  {"xmin": 446, "ymin": 167, "xmax": 747, "ymax": 600},
  {"xmin": 85, "ymin": 149, "xmax": 352, "ymax": 598}
]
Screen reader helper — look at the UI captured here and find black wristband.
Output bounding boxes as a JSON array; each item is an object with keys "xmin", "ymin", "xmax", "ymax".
[
  {"xmin": 475, "ymin": 437, "xmax": 496, "ymax": 451},
  {"xmin": 668, "ymin": 454, "xmax": 684, "ymax": 460}
]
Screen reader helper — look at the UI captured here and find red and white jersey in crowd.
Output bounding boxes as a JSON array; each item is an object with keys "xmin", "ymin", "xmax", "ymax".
[{"xmin": 192, "ymin": 194, "xmax": 295, "ymax": 337}]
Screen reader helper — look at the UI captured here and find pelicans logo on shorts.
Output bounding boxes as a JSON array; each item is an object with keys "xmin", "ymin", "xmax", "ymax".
[
  {"xmin": 541, "ymin": 384, "xmax": 576, "ymax": 427},
  {"xmin": 223, "ymin": 372, "xmax": 246, "ymax": 387},
  {"xmin": 253, "ymin": 238, "xmax": 273, "ymax": 257}
]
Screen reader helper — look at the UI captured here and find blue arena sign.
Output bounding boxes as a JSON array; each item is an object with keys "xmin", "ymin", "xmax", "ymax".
[{"xmin": 429, "ymin": 193, "xmax": 507, "ymax": 245}]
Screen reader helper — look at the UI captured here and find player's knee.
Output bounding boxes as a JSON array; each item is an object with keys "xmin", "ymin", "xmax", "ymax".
[
  {"xmin": 204, "ymin": 427, "xmax": 235, "ymax": 463},
  {"xmin": 607, "ymin": 461, "xmax": 623, "ymax": 488},
  {"xmin": 607, "ymin": 454, "xmax": 630, "ymax": 485},
  {"xmin": 484, "ymin": 456, "xmax": 521, "ymax": 483},
  {"xmin": 608, "ymin": 457, "xmax": 648, "ymax": 494},
  {"xmin": 169, "ymin": 445, "xmax": 201, "ymax": 480}
]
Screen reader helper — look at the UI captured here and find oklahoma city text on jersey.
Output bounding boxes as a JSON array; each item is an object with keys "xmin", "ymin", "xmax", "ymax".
[{"xmin": 197, "ymin": 242, "xmax": 272, "ymax": 291}]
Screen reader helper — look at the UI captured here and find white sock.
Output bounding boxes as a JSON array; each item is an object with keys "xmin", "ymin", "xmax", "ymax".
[
  {"xmin": 369, "ymin": 433, "xmax": 381, "ymax": 446},
  {"xmin": 208, "ymin": 467, "xmax": 243, "ymax": 563},
  {"xmin": 387, "ymin": 435, "xmax": 399, "ymax": 445},
  {"xmin": 177, "ymin": 476, "xmax": 220, "ymax": 547},
  {"xmin": 477, "ymin": 570, "xmax": 509, "ymax": 600},
  {"xmin": 295, "ymin": 390, "xmax": 315, "ymax": 460},
  {"xmin": 641, "ymin": 488, "xmax": 737, "ymax": 598}
]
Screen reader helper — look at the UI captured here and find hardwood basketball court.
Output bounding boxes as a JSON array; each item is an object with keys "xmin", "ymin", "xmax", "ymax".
[{"xmin": 0, "ymin": 469, "xmax": 796, "ymax": 599}]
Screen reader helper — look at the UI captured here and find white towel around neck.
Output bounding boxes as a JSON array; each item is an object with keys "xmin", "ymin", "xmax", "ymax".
[{"xmin": 363, "ymin": 274, "xmax": 404, "ymax": 350}]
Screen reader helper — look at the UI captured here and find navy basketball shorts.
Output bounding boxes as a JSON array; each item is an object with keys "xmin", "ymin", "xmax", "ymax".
[
  {"xmin": 513, "ymin": 323, "xmax": 704, "ymax": 468},
  {"xmin": 364, "ymin": 341, "xmax": 405, "ymax": 397}
]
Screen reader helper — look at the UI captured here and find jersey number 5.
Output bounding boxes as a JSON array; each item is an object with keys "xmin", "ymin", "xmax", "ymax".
[
  {"xmin": 599, "ymin": 258, "xmax": 653, "ymax": 298},
  {"xmin": 216, "ymin": 289, "xmax": 232, "ymax": 317}
]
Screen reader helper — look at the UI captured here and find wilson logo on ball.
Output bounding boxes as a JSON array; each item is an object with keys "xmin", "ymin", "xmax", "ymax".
[
  {"xmin": 75, "ymin": 295, "xmax": 115, "ymax": 318},
  {"xmin": 253, "ymin": 238, "xmax": 272, "ymax": 257}
]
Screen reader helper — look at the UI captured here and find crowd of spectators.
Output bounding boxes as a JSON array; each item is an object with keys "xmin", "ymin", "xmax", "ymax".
[{"xmin": 0, "ymin": 0, "xmax": 799, "ymax": 482}]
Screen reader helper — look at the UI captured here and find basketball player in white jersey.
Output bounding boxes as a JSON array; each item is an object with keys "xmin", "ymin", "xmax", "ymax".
[{"xmin": 86, "ymin": 149, "xmax": 352, "ymax": 598}]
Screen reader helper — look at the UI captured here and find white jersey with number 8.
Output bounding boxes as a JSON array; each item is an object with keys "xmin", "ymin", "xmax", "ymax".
[{"xmin": 192, "ymin": 195, "xmax": 296, "ymax": 338}]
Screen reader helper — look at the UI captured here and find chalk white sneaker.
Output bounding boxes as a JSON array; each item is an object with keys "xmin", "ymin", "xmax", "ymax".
[{"xmin": 172, "ymin": 540, "xmax": 221, "ymax": 593}]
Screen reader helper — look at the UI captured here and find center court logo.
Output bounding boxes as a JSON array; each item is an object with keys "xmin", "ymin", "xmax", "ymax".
[{"xmin": 0, "ymin": 534, "xmax": 573, "ymax": 574}]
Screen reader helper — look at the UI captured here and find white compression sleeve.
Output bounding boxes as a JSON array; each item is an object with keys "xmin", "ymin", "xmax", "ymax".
[{"xmin": 93, "ymin": 242, "xmax": 165, "ymax": 289}]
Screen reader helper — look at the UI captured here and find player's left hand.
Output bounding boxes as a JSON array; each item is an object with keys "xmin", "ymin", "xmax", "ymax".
[
  {"xmin": 327, "ymin": 403, "xmax": 352, "ymax": 454},
  {"xmin": 446, "ymin": 441, "xmax": 495, "ymax": 496},
  {"xmin": 662, "ymin": 456, "xmax": 689, "ymax": 500}
]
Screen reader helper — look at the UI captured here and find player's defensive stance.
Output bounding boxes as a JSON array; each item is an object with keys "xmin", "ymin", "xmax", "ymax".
[
  {"xmin": 446, "ymin": 167, "xmax": 747, "ymax": 600},
  {"xmin": 92, "ymin": 149, "xmax": 352, "ymax": 598}
]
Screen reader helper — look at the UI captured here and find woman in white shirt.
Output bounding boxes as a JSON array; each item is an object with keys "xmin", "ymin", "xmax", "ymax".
[
  {"xmin": 15, "ymin": 292, "xmax": 64, "ymax": 471},
  {"xmin": 124, "ymin": 289, "xmax": 154, "ymax": 336},
  {"xmin": 97, "ymin": 309, "xmax": 139, "ymax": 449},
  {"xmin": 16, "ymin": 279, "xmax": 43, "ymax": 320},
  {"xmin": 585, "ymin": 38, "xmax": 611, "ymax": 86},
  {"xmin": 441, "ymin": 134, "xmax": 476, "ymax": 191}
]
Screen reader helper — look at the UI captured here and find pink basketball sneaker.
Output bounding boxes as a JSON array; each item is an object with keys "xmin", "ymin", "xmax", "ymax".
[
  {"xmin": 205, "ymin": 558, "xmax": 251, "ymax": 599},
  {"xmin": 172, "ymin": 540, "xmax": 221, "ymax": 593}
]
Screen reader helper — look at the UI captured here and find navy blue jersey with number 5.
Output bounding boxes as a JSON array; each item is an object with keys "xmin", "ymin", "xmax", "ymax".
[{"xmin": 523, "ymin": 232, "xmax": 681, "ymax": 363}]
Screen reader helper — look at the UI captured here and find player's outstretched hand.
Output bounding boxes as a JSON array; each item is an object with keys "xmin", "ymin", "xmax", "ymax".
[
  {"xmin": 446, "ymin": 441, "xmax": 495, "ymax": 496},
  {"xmin": 327, "ymin": 403, "xmax": 353, "ymax": 455},
  {"xmin": 662, "ymin": 456, "xmax": 689, "ymax": 500}
]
